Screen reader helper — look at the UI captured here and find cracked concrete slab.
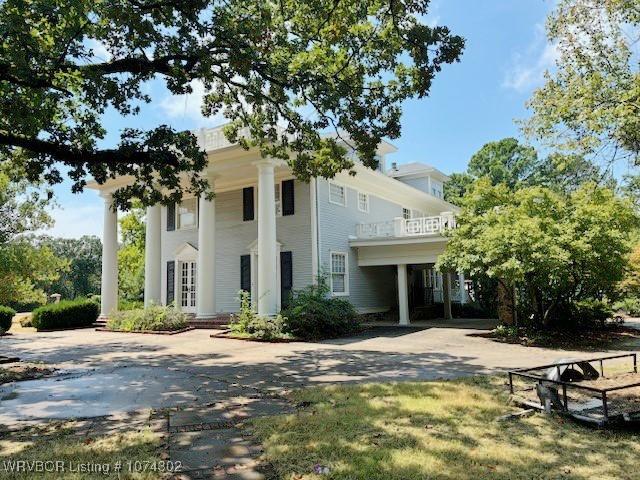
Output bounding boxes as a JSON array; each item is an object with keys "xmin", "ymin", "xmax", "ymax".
[{"xmin": 1, "ymin": 324, "xmax": 629, "ymax": 426}]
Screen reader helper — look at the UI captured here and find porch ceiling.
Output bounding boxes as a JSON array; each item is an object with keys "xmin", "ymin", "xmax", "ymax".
[{"xmin": 350, "ymin": 237, "xmax": 448, "ymax": 267}]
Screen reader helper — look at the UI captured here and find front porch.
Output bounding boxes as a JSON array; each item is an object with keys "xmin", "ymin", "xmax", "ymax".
[{"xmin": 93, "ymin": 128, "xmax": 296, "ymax": 322}]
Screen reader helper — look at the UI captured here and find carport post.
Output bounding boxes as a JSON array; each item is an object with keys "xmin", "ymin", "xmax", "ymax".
[
  {"xmin": 443, "ymin": 272, "xmax": 452, "ymax": 320},
  {"xmin": 397, "ymin": 264, "xmax": 410, "ymax": 326}
]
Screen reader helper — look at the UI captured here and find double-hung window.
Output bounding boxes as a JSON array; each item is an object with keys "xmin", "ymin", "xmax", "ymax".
[
  {"xmin": 357, "ymin": 192, "xmax": 369, "ymax": 213},
  {"xmin": 329, "ymin": 182, "xmax": 346, "ymax": 206},
  {"xmin": 330, "ymin": 252, "xmax": 348, "ymax": 295},
  {"xmin": 178, "ymin": 198, "xmax": 197, "ymax": 230},
  {"xmin": 274, "ymin": 182, "xmax": 282, "ymax": 217},
  {"xmin": 402, "ymin": 207, "xmax": 411, "ymax": 220}
]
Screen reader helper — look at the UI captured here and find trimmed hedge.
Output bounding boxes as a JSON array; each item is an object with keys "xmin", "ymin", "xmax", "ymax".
[
  {"xmin": 31, "ymin": 299, "xmax": 99, "ymax": 331},
  {"xmin": 0, "ymin": 306, "xmax": 16, "ymax": 332}
]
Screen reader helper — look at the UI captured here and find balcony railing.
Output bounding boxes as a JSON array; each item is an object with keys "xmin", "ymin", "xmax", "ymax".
[{"xmin": 356, "ymin": 213, "xmax": 456, "ymax": 239}]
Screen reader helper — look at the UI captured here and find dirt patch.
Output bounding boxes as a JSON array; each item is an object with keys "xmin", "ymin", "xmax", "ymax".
[
  {"xmin": 472, "ymin": 325, "xmax": 640, "ymax": 350},
  {"xmin": 0, "ymin": 363, "xmax": 56, "ymax": 384}
]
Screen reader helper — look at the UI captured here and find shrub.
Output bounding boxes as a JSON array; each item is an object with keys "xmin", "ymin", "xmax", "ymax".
[
  {"xmin": 0, "ymin": 306, "xmax": 16, "ymax": 332},
  {"xmin": 613, "ymin": 297, "xmax": 640, "ymax": 317},
  {"xmin": 281, "ymin": 278, "xmax": 360, "ymax": 340},
  {"xmin": 107, "ymin": 304, "xmax": 188, "ymax": 332},
  {"xmin": 31, "ymin": 299, "xmax": 99, "ymax": 331},
  {"xmin": 229, "ymin": 291, "xmax": 288, "ymax": 340},
  {"xmin": 570, "ymin": 299, "xmax": 614, "ymax": 329},
  {"xmin": 119, "ymin": 298, "xmax": 144, "ymax": 311}
]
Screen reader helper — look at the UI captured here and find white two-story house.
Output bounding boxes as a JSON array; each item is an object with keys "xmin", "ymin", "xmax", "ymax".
[{"xmin": 89, "ymin": 125, "xmax": 468, "ymax": 327}]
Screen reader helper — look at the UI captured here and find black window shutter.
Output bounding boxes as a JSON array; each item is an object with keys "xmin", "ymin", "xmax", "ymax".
[
  {"xmin": 240, "ymin": 255, "xmax": 251, "ymax": 293},
  {"xmin": 167, "ymin": 203, "xmax": 176, "ymax": 231},
  {"xmin": 282, "ymin": 180, "xmax": 295, "ymax": 216},
  {"xmin": 243, "ymin": 187, "xmax": 254, "ymax": 221},
  {"xmin": 280, "ymin": 251, "xmax": 293, "ymax": 308},
  {"xmin": 166, "ymin": 261, "xmax": 175, "ymax": 305}
]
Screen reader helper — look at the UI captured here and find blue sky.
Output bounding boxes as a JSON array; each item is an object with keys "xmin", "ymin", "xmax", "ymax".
[{"xmin": 46, "ymin": 0, "xmax": 556, "ymax": 239}]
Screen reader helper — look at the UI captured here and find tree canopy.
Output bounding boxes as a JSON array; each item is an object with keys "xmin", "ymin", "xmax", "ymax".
[
  {"xmin": 438, "ymin": 179, "xmax": 639, "ymax": 327},
  {"xmin": 0, "ymin": 0, "xmax": 464, "ymax": 208},
  {"xmin": 118, "ymin": 204, "xmax": 145, "ymax": 304},
  {"xmin": 524, "ymin": 0, "xmax": 639, "ymax": 165},
  {"xmin": 31, "ymin": 235, "xmax": 102, "ymax": 299},
  {"xmin": 444, "ymin": 137, "xmax": 605, "ymax": 205}
]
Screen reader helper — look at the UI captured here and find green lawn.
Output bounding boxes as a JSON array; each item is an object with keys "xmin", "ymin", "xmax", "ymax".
[
  {"xmin": 0, "ymin": 421, "xmax": 163, "ymax": 479},
  {"xmin": 252, "ymin": 377, "xmax": 640, "ymax": 480}
]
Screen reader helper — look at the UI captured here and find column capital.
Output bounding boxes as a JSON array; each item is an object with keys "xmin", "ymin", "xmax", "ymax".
[{"xmin": 253, "ymin": 158, "xmax": 287, "ymax": 170}]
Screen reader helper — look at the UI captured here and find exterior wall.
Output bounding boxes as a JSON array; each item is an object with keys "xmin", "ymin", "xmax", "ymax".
[
  {"xmin": 316, "ymin": 178, "xmax": 400, "ymax": 311},
  {"xmin": 400, "ymin": 176, "xmax": 429, "ymax": 194},
  {"xmin": 397, "ymin": 175, "xmax": 444, "ymax": 199},
  {"xmin": 160, "ymin": 180, "xmax": 313, "ymax": 312}
]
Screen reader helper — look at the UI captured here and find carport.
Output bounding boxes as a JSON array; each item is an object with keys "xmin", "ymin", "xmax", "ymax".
[{"xmin": 350, "ymin": 235, "xmax": 467, "ymax": 325}]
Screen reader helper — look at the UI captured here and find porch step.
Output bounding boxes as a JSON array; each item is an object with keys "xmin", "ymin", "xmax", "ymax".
[{"xmin": 188, "ymin": 313, "xmax": 231, "ymax": 330}]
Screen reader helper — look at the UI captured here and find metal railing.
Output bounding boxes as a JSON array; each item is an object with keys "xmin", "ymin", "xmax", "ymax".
[{"xmin": 356, "ymin": 213, "xmax": 456, "ymax": 239}]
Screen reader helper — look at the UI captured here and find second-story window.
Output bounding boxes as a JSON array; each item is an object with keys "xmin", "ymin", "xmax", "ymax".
[
  {"xmin": 178, "ymin": 198, "xmax": 197, "ymax": 230},
  {"xmin": 329, "ymin": 182, "xmax": 346, "ymax": 206},
  {"xmin": 402, "ymin": 208, "xmax": 411, "ymax": 220},
  {"xmin": 357, "ymin": 192, "xmax": 369, "ymax": 213},
  {"xmin": 275, "ymin": 183, "xmax": 282, "ymax": 216}
]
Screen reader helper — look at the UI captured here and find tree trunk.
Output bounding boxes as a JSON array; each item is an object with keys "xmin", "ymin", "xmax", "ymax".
[{"xmin": 497, "ymin": 280, "xmax": 515, "ymax": 325}]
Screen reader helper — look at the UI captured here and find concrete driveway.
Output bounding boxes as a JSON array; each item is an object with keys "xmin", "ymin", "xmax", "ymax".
[{"xmin": 0, "ymin": 323, "xmax": 634, "ymax": 424}]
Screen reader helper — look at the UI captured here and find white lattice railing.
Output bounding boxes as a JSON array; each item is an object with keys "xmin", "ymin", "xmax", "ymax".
[{"xmin": 356, "ymin": 214, "xmax": 456, "ymax": 239}]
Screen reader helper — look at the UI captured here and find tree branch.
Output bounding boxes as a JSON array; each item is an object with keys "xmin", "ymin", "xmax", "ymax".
[{"xmin": 0, "ymin": 132, "xmax": 176, "ymax": 166}]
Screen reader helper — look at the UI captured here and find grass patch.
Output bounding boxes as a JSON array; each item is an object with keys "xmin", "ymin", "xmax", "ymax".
[
  {"xmin": 0, "ymin": 421, "xmax": 162, "ymax": 479},
  {"xmin": 252, "ymin": 377, "xmax": 640, "ymax": 480}
]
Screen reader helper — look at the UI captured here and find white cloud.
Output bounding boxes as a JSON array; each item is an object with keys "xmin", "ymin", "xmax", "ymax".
[
  {"xmin": 159, "ymin": 80, "xmax": 224, "ymax": 125},
  {"xmin": 503, "ymin": 23, "xmax": 559, "ymax": 93}
]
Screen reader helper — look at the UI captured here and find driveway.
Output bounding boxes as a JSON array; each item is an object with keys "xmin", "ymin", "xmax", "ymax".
[{"xmin": 0, "ymin": 323, "xmax": 634, "ymax": 424}]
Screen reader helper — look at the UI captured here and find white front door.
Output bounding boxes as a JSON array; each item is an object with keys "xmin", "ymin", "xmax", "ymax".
[{"xmin": 179, "ymin": 261, "xmax": 197, "ymax": 313}]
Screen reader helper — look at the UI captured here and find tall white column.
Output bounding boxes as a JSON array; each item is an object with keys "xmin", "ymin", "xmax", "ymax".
[
  {"xmin": 99, "ymin": 194, "xmax": 118, "ymax": 320},
  {"xmin": 458, "ymin": 272, "xmax": 467, "ymax": 305},
  {"xmin": 144, "ymin": 204, "xmax": 161, "ymax": 307},
  {"xmin": 197, "ymin": 178, "xmax": 216, "ymax": 319},
  {"xmin": 256, "ymin": 161, "xmax": 278, "ymax": 316},
  {"xmin": 397, "ymin": 264, "xmax": 410, "ymax": 326},
  {"xmin": 443, "ymin": 272, "xmax": 452, "ymax": 320}
]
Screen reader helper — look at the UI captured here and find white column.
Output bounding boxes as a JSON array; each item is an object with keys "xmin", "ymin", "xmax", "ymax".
[
  {"xmin": 458, "ymin": 272, "xmax": 467, "ymax": 304},
  {"xmin": 197, "ymin": 178, "xmax": 216, "ymax": 319},
  {"xmin": 144, "ymin": 204, "xmax": 161, "ymax": 307},
  {"xmin": 443, "ymin": 272, "xmax": 452, "ymax": 320},
  {"xmin": 256, "ymin": 160, "xmax": 278, "ymax": 316},
  {"xmin": 397, "ymin": 264, "xmax": 410, "ymax": 326},
  {"xmin": 99, "ymin": 194, "xmax": 118, "ymax": 320}
]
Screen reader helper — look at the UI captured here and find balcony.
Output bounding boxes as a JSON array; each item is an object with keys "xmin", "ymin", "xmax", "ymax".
[{"xmin": 355, "ymin": 213, "xmax": 456, "ymax": 239}]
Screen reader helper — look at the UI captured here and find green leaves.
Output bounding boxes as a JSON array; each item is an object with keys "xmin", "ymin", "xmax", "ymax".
[
  {"xmin": 0, "ymin": 0, "xmax": 464, "ymax": 207},
  {"xmin": 438, "ymin": 180, "xmax": 639, "ymax": 326},
  {"xmin": 524, "ymin": 0, "xmax": 640, "ymax": 165}
]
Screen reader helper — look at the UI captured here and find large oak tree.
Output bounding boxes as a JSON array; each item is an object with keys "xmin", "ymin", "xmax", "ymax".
[{"xmin": 0, "ymin": 0, "xmax": 464, "ymax": 208}]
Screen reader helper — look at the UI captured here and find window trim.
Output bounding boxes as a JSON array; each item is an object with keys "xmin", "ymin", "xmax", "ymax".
[
  {"xmin": 357, "ymin": 191, "xmax": 369, "ymax": 213},
  {"xmin": 329, "ymin": 251, "xmax": 349, "ymax": 296},
  {"xmin": 177, "ymin": 197, "xmax": 198, "ymax": 231},
  {"xmin": 328, "ymin": 181, "xmax": 347, "ymax": 207}
]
